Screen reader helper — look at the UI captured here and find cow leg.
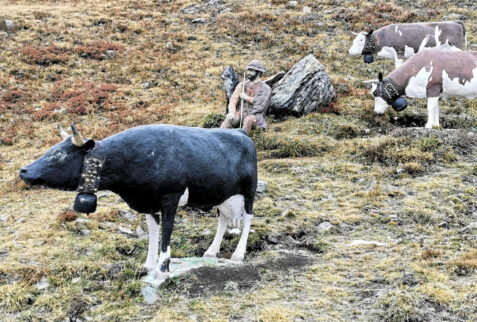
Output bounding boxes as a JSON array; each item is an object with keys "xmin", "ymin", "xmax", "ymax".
[
  {"xmin": 158, "ymin": 193, "xmax": 181, "ymax": 273},
  {"xmin": 203, "ymin": 209, "xmax": 228, "ymax": 258},
  {"xmin": 143, "ymin": 213, "xmax": 160, "ymax": 272},
  {"xmin": 230, "ymin": 213, "xmax": 252, "ymax": 263},
  {"xmin": 230, "ymin": 193, "xmax": 254, "ymax": 263},
  {"xmin": 426, "ymin": 97, "xmax": 440, "ymax": 128}
]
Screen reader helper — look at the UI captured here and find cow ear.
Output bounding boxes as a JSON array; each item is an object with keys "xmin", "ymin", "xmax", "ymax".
[
  {"xmin": 378, "ymin": 72, "xmax": 383, "ymax": 82},
  {"xmin": 81, "ymin": 139, "xmax": 95, "ymax": 153},
  {"xmin": 368, "ymin": 29, "xmax": 374, "ymax": 35}
]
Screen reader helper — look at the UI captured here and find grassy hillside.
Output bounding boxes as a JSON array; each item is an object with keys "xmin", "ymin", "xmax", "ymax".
[{"xmin": 0, "ymin": 0, "xmax": 476, "ymax": 320}]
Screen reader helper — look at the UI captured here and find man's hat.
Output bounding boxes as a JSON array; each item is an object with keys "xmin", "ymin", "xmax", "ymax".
[{"xmin": 246, "ymin": 60, "xmax": 265, "ymax": 72}]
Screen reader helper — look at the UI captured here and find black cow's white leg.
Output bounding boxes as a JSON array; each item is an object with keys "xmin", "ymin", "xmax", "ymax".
[
  {"xmin": 426, "ymin": 97, "xmax": 440, "ymax": 128},
  {"xmin": 231, "ymin": 213, "xmax": 253, "ymax": 263},
  {"xmin": 143, "ymin": 213, "xmax": 160, "ymax": 272},
  {"xmin": 203, "ymin": 210, "xmax": 228, "ymax": 258},
  {"xmin": 158, "ymin": 193, "xmax": 181, "ymax": 273}
]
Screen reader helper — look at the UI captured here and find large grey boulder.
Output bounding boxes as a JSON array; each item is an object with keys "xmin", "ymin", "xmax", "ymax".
[{"xmin": 270, "ymin": 54, "xmax": 335, "ymax": 115}]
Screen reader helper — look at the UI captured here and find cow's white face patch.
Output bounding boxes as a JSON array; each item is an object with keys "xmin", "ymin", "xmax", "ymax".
[
  {"xmin": 349, "ymin": 32, "xmax": 366, "ymax": 56},
  {"xmin": 405, "ymin": 66, "xmax": 433, "ymax": 98},
  {"xmin": 442, "ymin": 68, "xmax": 477, "ymax": 98},
  {"xmin": 374, "ymin": 97, "xmax": 389, "ymax": 114}
]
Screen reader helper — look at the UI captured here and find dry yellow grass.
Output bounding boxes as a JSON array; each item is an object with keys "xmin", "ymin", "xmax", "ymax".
[{"xmin": 1, "ymin": 0, "xmax": 476, "ymax": 320}]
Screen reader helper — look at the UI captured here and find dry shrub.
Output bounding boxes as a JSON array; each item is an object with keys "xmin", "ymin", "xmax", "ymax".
[
  {"xmin": 33, "ymin": 81, "xmax": 118, "ymax": 120},
  {"xmin": 449, "ymin": 250, "xmax": 477, "ymax": 271},
  {"xmin": 58, "ymin": 209, "xmax": 77, "ymax": 222},
  {"xmin": 74, "ymin": 41, "xmax": 124, "ymax": 60},
  {"xmin": 89, "ymin": 209, "xmax": 119, "ymax": 222},
  {"xmin": 402, "ymin": 162, "xmax": 423, "ymax": 175},
  {"xmin": 422, "ymin": 248, "xmax": 443, "ymax": 260},
  {"xmin": 20, "ymin": 45, "xmax": 71, "ymax": 66},
  {"xmin": 0, "ymin": 124, "xmax": 18, "ymax": 145}
]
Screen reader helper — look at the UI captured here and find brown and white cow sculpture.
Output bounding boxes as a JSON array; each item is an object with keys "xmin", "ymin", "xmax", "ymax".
[
  {"xmin": 349, "ymin": 21, "xmax": 466, "ymax": 64},
  {"xmin": 371, "ymin": 49, "xmax": 477, "ymax": 129}
]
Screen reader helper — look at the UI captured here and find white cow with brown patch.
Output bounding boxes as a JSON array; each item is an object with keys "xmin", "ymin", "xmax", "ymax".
[
  {"xmin": 349, "ymin": 21, "xmax": 467, "ymax": 64},
  {"xmin": 371, "ymin": 49, "xmax": 477, "ymax": 128}
]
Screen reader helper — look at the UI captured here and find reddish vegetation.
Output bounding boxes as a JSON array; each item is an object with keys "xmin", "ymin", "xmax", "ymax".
[
  {"xmin": 57, "ymin": 210, "xmax": 78, "ymax": 222},
  {"xmin": 33, "ymin": 81, "xmax": 118, "ymax": 120},
  {"xmin": 20, "ymin": 45, "xmax": 71, "ymax": 65},
  {"xmin": 73, "ymin": 41, "xmax": 124, "ymax": 60},
  {"xmin": 0, "ymin": 125, "xmax": 18, "ymax": 145}
]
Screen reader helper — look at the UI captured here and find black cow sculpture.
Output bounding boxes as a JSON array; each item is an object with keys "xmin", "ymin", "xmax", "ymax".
[{"xmin": 20, "ymin": 124, "xmax": 257, "ymax": 274}]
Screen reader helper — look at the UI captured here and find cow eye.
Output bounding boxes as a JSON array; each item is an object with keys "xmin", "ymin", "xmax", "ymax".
[{"xmin": 50, "ymin": 150, "xmax": 63, "ymax": 160}]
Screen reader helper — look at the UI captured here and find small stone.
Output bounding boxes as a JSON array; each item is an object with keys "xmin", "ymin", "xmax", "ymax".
[
  {"xmin": 16, "ymin": 218, "xmax": 25, "ymax": 224},
  {"xmin": 364, "ymin": 129, "xmax": 371, "ymax": 134},
  {"xmin": 75, "ymin": 218, "xmax": 90, "ymax": 224},
  {"xmin": 256, "ymin": 180, "xmax": 268, "ymax": 193},
  {"xmin": 136, "ymin": 226, "xmax": 148, "ymax": 240},
  {"xmin": 36, "ymin": 276, "xmax": 50, "ymax": 290},
  {"xmin": 182, "ymin": 4, "xmax": 201, "ymax": 15},
  {"xmin": 202, "ymin": 229, "xmax": 211, "ymax": 236},
  {"xmin": 317, "ymin": 222, "xmax": 332, "ymax": 233},
  {"xmin": 0, "ymin": 249, "xmax": 8, "ymax": 257},
  {"xmin": 142, "ymin": 82, "xmax": 151, "ymax": 89},
  {"xmin": 0, "ymin": 215, "xmax": 8, "ymax": 222},
  {"xmin": 267, "ymin": 235, "xmax": 279, "ymax": 244},
  {"xmin": 303, "ymin": 6, "xmax": 311, "ymax": 13},
  {"xmin": 118, "ymin": 226, "xmax": 136, "ymax": 237},
  {"xmin": 396, "ymin": 168, "xmax": 405, "ymax": 174},
  {"xmin": 437, "ymin": 221, "xmax": 448, "ymax": 228},
  {"xmin": 101, "ymin": 222, "xmax": 117, "ymax": 230},
  {"xmin": 459, "ymin": 222, "xmax": 477, "ymax": 234},
  {"xmin": 4, "ymin": 19, "xmax": 15, "ymax": 30},
  {"xmin": 72, "ymin": 277, "xmax": 81, "ymax": 284},
  {"xmin": 348, "ymin": 240, "xmax": 388, "ymax": 247},
  {"xmin": 389, "ymin": 214, "xmax": 398, "ymax": 222},
  {"xmin": 80, "ymin": 229, "xmax": 91, "ymax": 236},
  {"xmin": 191, "ymin": 18, "xmax": 206, "ymax": 24},
  {"xmin": 119, "ymin": 210, "xmax": 137, "ymax": 222},
  {"xmin": 165, "ymin": 41, "xmax": 177, "ymax": 53},
  {"xmin": 288, "ymin": 1, "xmax": 298, "ymax": 7},
  {"xmin": 102, "ymin": 50, "xmax": 117, "ymax": 59}
]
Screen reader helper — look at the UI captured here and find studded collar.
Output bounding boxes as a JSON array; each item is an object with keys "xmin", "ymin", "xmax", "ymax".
[
  {"xmin": 362, "ymin": 33, "xmax": 376, "ymax": 55},
  {"xmin": 381, "ymin": 79, "xmax": 401, "ymax": 105},
  {"xmin": 77, "ymin": 149, "xmax": 105, "ymax": 194}
]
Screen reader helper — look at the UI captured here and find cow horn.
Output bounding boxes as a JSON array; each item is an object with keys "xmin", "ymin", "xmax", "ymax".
[
  {"xmin": 70, "ymin": 123, "xmax": 84, "ymax": 147},
  {"xmin": 362, "ymin": 79, "xmax": 379, "ymax": 84},
  {"xmin": 57, "ymin": 125, "xmax": 69, "ymax": 140}
]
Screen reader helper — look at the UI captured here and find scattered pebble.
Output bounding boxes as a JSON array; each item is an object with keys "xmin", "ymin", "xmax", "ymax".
[
  {"xmin": 396, "ymin": 168, "xmax": 405, "ymax": 174},
  {"xmin": 118, "ymin": 226, "xmax": 136, "ymax": 237},
  {"xmin": 119, "ymin": 210, "xmax": 137, "ymax": 222},
  {"xmin": 80, "ymin": 229, "xmax": 91, "ymax": 236},
  {"xmin": 0, "ymin": 249, "xmax": 8, "ymax": 257},
  {"xmin": 303, "ymin": 6, "xmax": 311, "ymax": 13},
  {"xmin": 317, "ymin": 221, "xmax": 332, "ymax": 233},
  {"xmin": 165, "ymin": 41, "xmax": 177, "ymax": 53},
  {"xmin": 191, "ymin": 18, "xmax": 207, "ymax": 24},
  {"xmin": 76, "ymin": 218, "xmax": 90, "ymax": 224},
  {"xmin": 36, "ymin": 276, "xmax": 50, "ymax": 290},
  {"xmin": 72, "ymin": 277, "xmax": 81, "ymax": 284},
  {"xmin": 136, "ymin": 226, "xmax": 148, "ymax": 240},
  {"xmin": 256, "ymin": 180, "xmax": 268, "ymax": 193},
  {"xmin": 459, "ymin": 222, "xmax": 477, "ymax": 234},
  {"xmin": 142, "ymin": 82, "xmax": 151, "ymax": 89},
  {"xmin": 15, "ymin": 218, "xmax": 25, "ymax": 224},
  {"xmin": 288, "ymin": 1, "xmax": 298, "ymax": 7},
  {"xmin": 437, "ymin": 221, "xmax": 448, "ymax": 228},
  {"xmin": 4, "ymin": 19, "xmax": 15, "ymax": 31}
]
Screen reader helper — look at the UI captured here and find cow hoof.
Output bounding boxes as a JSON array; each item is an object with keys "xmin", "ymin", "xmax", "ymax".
[
  {"xmin": 203, "ymin": 252, "xmax": 217, "ymax": 258},
  {"xmin": 230, "ymin": 254, "xmax": 244, "ymax": 263}
]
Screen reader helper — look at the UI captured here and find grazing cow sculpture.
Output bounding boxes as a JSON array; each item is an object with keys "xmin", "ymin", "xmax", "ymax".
[
  {"xmin": 349, "ymin": 21, "xmax": 466, "ymax": 64},
  {"xmin": 20, "ymin": 124, "xmax": 258, "ymax": 274},
  {"xmin": 371, "ymin": 50, "xmax": 477, "ymax": 128}
]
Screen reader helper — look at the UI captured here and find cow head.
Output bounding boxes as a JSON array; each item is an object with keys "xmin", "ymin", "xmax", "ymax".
[
  {"xmin": 20, "ymin": 124, "xmax": 95, "ymax": 191},
  {"xmin": 371, "ymin": 73, "xmax": 408, "ymax": 114},
  {"xmin": 349, "ymin": 30, "xmax": 375, "ymax": 63}
]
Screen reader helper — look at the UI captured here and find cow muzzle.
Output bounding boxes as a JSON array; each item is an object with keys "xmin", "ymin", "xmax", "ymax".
[{"xmin": 19, "ymin": 168, "xmax": 40, "ymax": 185}]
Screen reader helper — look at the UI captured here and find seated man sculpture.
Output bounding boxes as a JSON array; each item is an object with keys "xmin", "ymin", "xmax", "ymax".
[{"xmin": 220, "ymin": 60, "xmax": 272, "ymax": 135}]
